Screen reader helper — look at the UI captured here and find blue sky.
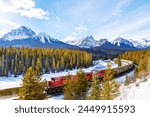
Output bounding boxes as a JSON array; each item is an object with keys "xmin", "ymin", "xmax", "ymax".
[{"xmin": 0, "ymin": 0, "xmax": 150, "ymax": 41}]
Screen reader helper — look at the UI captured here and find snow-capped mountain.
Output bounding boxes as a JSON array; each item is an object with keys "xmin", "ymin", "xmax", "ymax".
[
  {"xmin": 35, "ymin": 32, "xmax": 60, "ymax": 44},
  {"xmin": 67, "ymin": 35, "xmax": 97, "ymax": 48},
  {"xmin": 111, "ymin": 36, "xmax": 134, "ymax": 47},
  {"xmin": 66, "ymin": 36, "xmax": 137, "ymax": 49},
  {"xmin": 140, "ymin": 39, "xmax": 150, "ymax": 48},
  {"xmin": 0, "ymin": 26, "xmax": 149, "ymax": 50},
  {"xmin": 129, "ymin": 39, "xmax": 144, "ymax": 48},
  {"xmin": 94, "ymin": 39, "xmax": 120, "ymax": 49},
  {"xmin": 2, "ymin": 26, "xmax": 36, "ymax": 40},
  {"xmin": 66, "ymin": 35, "xmax": 150, "ymax": 49},
  {"xmin": 79, "ymin": 35, "xmax": 97, "ymax": 48},
  {"xmin": 128, "ymin": 38, "xmax": 150, "ymax": 48},
  {"xmin": 95, "ymin": 39, "xmax": 111, "ymax": 46},
  {"xmin": 0, "ymin": 26, "xmax": 78, "ymax": 49}
]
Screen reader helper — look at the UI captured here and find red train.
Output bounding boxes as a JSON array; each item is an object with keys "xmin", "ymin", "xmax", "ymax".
[
  {"xmin": 45, "ymin": 70, "xmax": 105, "ymax": 94},
  {"xmin": 45, "ymin": 61, "xmax": 134, "ymax": 94}
]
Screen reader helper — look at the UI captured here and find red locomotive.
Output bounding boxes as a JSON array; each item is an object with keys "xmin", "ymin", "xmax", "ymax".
[{"xmin": 46, "ymin": 70, "xmax": 105, "ymax": 94}]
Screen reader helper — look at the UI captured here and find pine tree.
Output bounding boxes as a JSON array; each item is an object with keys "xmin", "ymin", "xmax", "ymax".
[
  {"xmin": 100, "ymin": 64, "xmax": 120, "ymax": 100},
  {"xmin": 124, "ymin": 75, "xmax": 130, "ymax": 86},
  {"xmin": 88, "ymin": 71, "xmax": 101, "ymax": 100},
  {"xmin": 137, "ymin": 58, "xmax": 148, "ymax": 78},
  {"xmin": 18, "ymin": 67, "xmax": 46, "ymax": 100},
  {"xmin": 0, "ymin": 47, "xmax": 92, "ymax": 77},
  {"xmin": 103, "ymin": 64, "xmax": 114, "ymax": 81},
  {"xmin": 45, "ymin": 58, "xmax": 50, "ymax": 73},
  {"xmin": 117, "ymin": 56, "xmax": 122, "ymax": 66},
  {"xmin": 75, "ymin": 69, "xmax": 88, "ymax": 100},
  {"xmin": 52, "ymin": 57, "xmax": 56, "ymax": 72},
  {"xmin": 64, "ymin": 75, "xmax": 76, "ymax": 100},
  {"xmin": 1, "ymin": 55, "xmax": 5, "ymax": 76},
  {"xmin": 35, "ymin": 58, "xmax": 42, "ymax": 78},
  {"xmin": 64, "ymin": 69, "xmax": 88, "ymax": 100}
]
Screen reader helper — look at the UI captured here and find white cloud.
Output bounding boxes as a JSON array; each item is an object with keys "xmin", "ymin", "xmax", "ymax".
[
  {"xmin": 75, "ymin": 25, "xmax": 87, "ymax": 33},
  {"xmin": 20, "ymin": 8, "xmax": 49, "ymax": 19},
  {"xmin": 0, "ymin": 19, "xmax": 20, "ymax": 27},
  {"xmin": 95, "ymin": 16, "xmax": 150, "ymax": 40},
  {"xmin": 0, "ymin": 0, "xmax": 49, "ymax": 19},
  {"xmin": 63, "ymin": 25, "xmax": 88, "ymax": 41},
  {"xmin": 0, "ymin": 18, "xmax": 21, "ymax": 37},
  {"xmin": 110, "ymin": 0, "xmax": 132, "ymax": 17},
  {"xmin": 0, "ymin": 17, "xmax": 20, "ymax": 37},
  {"xmin": 63, "ymin": 35, "xmax": 76, "ymax": 41}
]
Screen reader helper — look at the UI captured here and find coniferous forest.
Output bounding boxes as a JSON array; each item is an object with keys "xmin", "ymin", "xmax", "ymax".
[
  {"xmin": 0, "ymin": 47, "xmax": 92, "ymax": 77},
  {"xmin": 120, "ymin": 49, "xmax": 150, "ymax": 78}
]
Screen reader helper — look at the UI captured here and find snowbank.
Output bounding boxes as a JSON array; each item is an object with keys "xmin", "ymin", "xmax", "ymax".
[
  {"xmin": 117, "ymin": 74, "xmax": 150, "ymax": 100},
  {"xmin": 0, "ymin": 75, "xmax": 22, "ymax": 90}
]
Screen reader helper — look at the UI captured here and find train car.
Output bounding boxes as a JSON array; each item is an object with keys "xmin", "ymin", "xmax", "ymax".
[
  {"xmin": 85, "ymin": 72, "xmax": 92, "ymax": 80},
  {"xmin": 97, "ymin": 70, "xmax": 105, "ymax": 78},
  {"xmin": 46, "ymin": 60, "xmax": 134, "ymax": 94},
  {"xmin": 113, "ymin": 62, "xmax": 134, "ymax": 76},
  {"xmin": 46, "ymin": 76, "xmax": 65, "ymax": 94}
]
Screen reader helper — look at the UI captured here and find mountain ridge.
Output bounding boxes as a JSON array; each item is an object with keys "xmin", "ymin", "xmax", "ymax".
[
  {"xmin": 66, "ymin": 35, "xmax": 150, "ymax": 49},
  {"xmin": 0, "ymin": 26, "xmax": 78, "ymax": 49},
  {"xmin": 0, "ymin": 26, "xmax": 150, "ymax": 49}
]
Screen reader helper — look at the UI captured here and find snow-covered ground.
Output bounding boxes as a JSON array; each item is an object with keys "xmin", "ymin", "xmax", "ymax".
[
  {"xmin": 117, "ymin": 74, "xmax": 150, "ymax": 100},
  {"xmin": 0, "ymin": 59, "xmax": 118, "ymax": 90},
  {"xmin": 0, "ymin": 95, "xmax": 18, "ymax": 100},
  {"xmin": 0, "ymin": 75, "xmax": 22, "ymax": 90},
  {"xmin": 115, "ymin": 71, "xmax": 134, "ymax": 83},
  {"xmin": 47, "ymin": 95, "xmax": 64, "ymax": 100}
]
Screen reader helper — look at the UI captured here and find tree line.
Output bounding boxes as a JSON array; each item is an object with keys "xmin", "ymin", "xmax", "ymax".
[
  {"xmin": 0, "ymin": 47, "xmax": 92, "ymax": 77},
  {"xmin": 119, "ymin": 49, "xmax": 150, "ymax": 78}
]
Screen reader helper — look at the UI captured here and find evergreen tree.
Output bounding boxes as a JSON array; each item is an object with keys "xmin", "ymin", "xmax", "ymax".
[
  {"xmin": 64, "ymin": 74, "xmax": 76, "ymax": 100},
  {"xmin": 124, "ymin": 75, "xmax": 130, "ymax": 86},
  {"xmin": 75, "ymin": 69, "xmax": 88, "ymax": 100},
  {"xmin": 88, "ymin": 71, "xmax": 101, "ymax": 100},
  {"xmin": 64, "ymin": 69, "xmax": 88, "ymax": 100},
  {"xmin": 117, "ymin": 56, "xmax": 122, "ymax": 66},
  {"xmin": 0, "ymin": 47, "xmax": 92, "ymax": 77},
  {"xmin": 137, "ymin": 58, "xmax": 148, "ymax": 78},
  {"xmin": 100, "ymin": 64, "xmax": 120, "ymax": 100},
  {"xmin": 52, "ymin": 57, "xmax": 56, "ymax": 72},
  {"xmin": 35, "ymin": 58, "xmax": 42, "ymax": 78},
  {"xmin": 120, "ymin": 49, "xmax": 149, "ymax": 78},
  {"xmin": 103, "ymin": 64, "xmax": 114, "ymax": 81},
  {"xmin": 18, "ymin": 67, "xmax": 46, "ymax": 100},
  {"xmin": 44, "ymin": 58, "xmax": 50, "ymax": 73}
]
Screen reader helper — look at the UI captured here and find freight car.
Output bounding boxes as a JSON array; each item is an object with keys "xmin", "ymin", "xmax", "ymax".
[{"xmin": 46, "ymin": 60, "xmax": 134, "ymax": 94}]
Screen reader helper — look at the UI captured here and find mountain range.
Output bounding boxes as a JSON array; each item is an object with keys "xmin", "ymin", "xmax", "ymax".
[
  {"xmin": 66, "ymin": 35, "xmax": 150, "ymax": 49},
  {"xmin": 0, "ymin": 26, "xmax": 78, "ymax": 49},
  {"xmin": 0, "ymin": 26, "xmax": 150, "ymax": 50}
]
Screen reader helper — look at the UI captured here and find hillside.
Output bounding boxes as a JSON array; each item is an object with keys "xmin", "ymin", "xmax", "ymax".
[{"xmin": 117, "ymin": 74, "xmax": 150, "ymax": 100}]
